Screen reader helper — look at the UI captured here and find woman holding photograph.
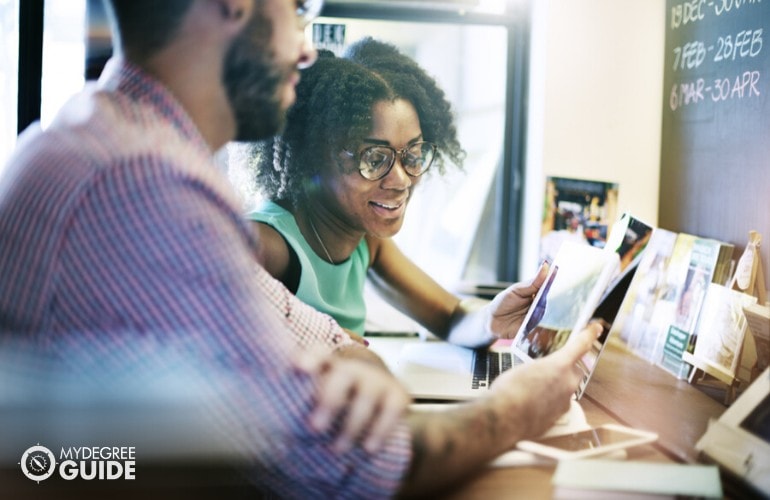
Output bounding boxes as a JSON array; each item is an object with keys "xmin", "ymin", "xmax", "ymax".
[{"xmin": 246, "ymin": 37, "xmax": 547, "ymax": 347}]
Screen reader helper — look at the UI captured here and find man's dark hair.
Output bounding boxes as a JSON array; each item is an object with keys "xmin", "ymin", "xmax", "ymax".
[
  {"xmin": 102, "ymin": 0, "xmax": 193, "ymax": 60},
  {"xmin": 250, "ymin": 37, "xmax": 466, "ymax": 204}
]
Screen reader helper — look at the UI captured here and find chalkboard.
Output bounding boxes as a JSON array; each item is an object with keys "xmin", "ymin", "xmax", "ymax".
[{"xmin": 660, "ymin": 0, "xmax": 770, "ymax": 283}]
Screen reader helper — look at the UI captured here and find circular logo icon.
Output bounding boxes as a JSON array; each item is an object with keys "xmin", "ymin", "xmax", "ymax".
[{"xmin": 20, "ymin": 444, "xmax": 57, "ymax": 482}]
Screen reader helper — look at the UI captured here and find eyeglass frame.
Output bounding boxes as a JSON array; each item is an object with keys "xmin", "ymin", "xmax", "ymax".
[
  {"xmin": 343, "ymin": 141, "xmax": 438, "ymax": 181},
  {"xmin": 296, "ymin": 0, "xmax": 324, "ymax": 27}
]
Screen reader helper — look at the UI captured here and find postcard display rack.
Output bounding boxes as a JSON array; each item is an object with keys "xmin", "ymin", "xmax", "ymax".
[{"xmin": 685, "ymin": 231, "xmax": 768, "ymax": 405}]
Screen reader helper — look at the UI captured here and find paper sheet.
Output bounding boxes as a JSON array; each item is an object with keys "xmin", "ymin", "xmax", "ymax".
[{"xmin": 552, "ymin": 459, "xmax": 722, "ymax": 498}]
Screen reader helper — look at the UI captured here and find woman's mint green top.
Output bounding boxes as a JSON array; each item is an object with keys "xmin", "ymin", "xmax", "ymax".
[{"xmin": 246, "ymin": 201, "xmax": 369, "ymax": 334}]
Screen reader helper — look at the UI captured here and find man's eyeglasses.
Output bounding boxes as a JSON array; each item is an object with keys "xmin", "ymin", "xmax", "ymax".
[
  {"xmin": 344, "ymin": 142, "xmax": 438, "ymax": 181},
  {"xmin": 297, "ymin": 0, "xmax": 323, "ymax": 27}
]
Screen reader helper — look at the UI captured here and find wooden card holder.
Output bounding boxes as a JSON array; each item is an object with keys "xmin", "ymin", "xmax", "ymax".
[
  {"xmin": 686, "ymin": 231, "xmax": 767, "ymax": 405},
  {"xmin": 734, "ymin": 230, "xmax": 769, "ymax": 382}
]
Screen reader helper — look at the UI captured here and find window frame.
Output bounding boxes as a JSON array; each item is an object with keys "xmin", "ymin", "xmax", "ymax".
[
  {"xmin": 15, "ymin": 0, "xmax": 531, "ymax": 282},
  {"xmin": 320, "ymin": 1, "xmax": 530, "ymax": 282},
  {"xmin": 17, "ymin": 0, "xmax": 44, "ymax": 134}
]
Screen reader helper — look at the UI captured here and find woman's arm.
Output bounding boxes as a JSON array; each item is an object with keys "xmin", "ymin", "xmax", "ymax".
[
  {"xmin": 368, "ymin": 237, "xmax": 549, "ymax": 346},
  {"xmin": 253, "ymin": 223, "xmax": 391, "ymax": 366},
  {"xmin": 251, "ymin": 221, "xmax": 292, "ymax": 281},
  {"xmin": 367, "ymin": 236, "xmax": 461, "ymax": 340}
]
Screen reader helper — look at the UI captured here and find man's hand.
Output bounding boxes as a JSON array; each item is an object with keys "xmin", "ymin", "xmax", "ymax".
[
  {"xmin": 486, "ymin": 262, "xmax": 549, "ymax": 339},
  {"xmin": 395, "ymin": 322, "xmax": 601, "ymax": 497},
  {"xmin": 293, "ymin": 350, "xmax": 410, "ymax": 453},
  {"xmin": 343, "ymin": 328, "xmax": 369, "ymax": 347},
  {"xmin": 488, "ymin": 322, "xmax": 601, "ymax": 441}
]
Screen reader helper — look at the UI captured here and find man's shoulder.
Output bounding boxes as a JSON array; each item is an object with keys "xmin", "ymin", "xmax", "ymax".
[
  {"xmin": 26, "ymin": 87, "xmax": 223, "ymax": 187},
  {"xmin": 54, "ymin": 87, "xmax": 192, "ymax": 162},
  {"xmin": 13, "ymin": 88, "xmax": 176, "ymax": 171},
  {"xmin": 4, "ymin": 86, "xmax": 241, "ymax": 230}
]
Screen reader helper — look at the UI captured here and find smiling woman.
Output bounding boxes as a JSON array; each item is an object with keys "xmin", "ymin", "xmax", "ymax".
[
  {"xmin": 224, "ymin": 11, "xmax": 515, "ymax": 305},
  {"xmin": 238, "ymin": 36, "xmax": 541, "ymax": 352},
  {"xmin": 243, "ymin": 38, "xmax": 468, "ymax": 338}
]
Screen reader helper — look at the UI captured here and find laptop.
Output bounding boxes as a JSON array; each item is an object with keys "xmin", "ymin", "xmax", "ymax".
[
  {"xmin": 376, "ymin": 214, "xmax": 651, "ymax": 401},
  {"xmin": 381, "ymin": 338, "xmax": 518, "ymax": 400}
]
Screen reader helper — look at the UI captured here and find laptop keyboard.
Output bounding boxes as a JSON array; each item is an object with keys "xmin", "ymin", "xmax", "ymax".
[{"xmin": 471, "ymin": 350, "xmax": 512, "ymax": 389}]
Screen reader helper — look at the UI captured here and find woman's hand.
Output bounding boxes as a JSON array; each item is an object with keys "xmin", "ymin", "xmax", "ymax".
[{"xmin": 487, "ymin": 262, "xmax": 549, "ymax": 339}]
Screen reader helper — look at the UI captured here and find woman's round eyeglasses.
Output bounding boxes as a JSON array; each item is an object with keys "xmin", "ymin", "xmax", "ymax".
[{"xmin": 344, "ymin": 141, "xmax": 438, "ymax": 181}]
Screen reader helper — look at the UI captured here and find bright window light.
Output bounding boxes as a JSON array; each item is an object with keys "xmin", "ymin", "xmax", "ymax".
[
  {"xmin": 40, "ymin": 0, "xmax": 86, "ymax": 129},
  {"xmin": 0, "ymin": 0, "xmax": 19, "ymax": 172}
]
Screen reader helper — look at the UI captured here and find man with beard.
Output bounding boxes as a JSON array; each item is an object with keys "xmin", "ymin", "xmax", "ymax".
[{"xmin": 0, "ymin": 0, "xmax": 599, "ymax": 497}]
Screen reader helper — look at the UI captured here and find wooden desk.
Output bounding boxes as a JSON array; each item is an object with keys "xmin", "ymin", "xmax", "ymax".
[
  {"xmin": 442, "ymin": 339, "xmax": 728, "ymax": 499},
  {"xmin": 586, "ymin": 339, "xmax": 726, "ymax": 463},
  {"xmin": 0, "ymin": 339, "xmax": 730, "ymax": 499}
]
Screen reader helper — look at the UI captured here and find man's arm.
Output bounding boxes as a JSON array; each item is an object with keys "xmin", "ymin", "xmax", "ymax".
[
  {"xmin": 65, "ymin": 168, "xmax": 412, "ymax": 497},
  {"xmin": 293, "ymin": 350, "xmax": 410, "ymax": 453},
  {"xmin": 334, "ymin": 341, "xmax": 391, "ymax": 371},
  {"xmin": 397, "ymin": 323, "xmax": 601, "ymax": 497}
]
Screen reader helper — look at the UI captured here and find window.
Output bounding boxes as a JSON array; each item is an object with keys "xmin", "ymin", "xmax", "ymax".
[
  {"xmin": 40, "ymin": 0, "xmax": 86, "ymax": 128},
  {"xmin": 333, "ymin": 18, "xmax": 508, "ymax": 288},
  {"xmin": 224, "ymin": 2, "xmax": 529, "ymax": 332},
  {"xmin": 228, "ymin": 4, "xmax": 527, "ymax": 288},
  {"xmin": 0, "ymin": 0, "xmax": 19, "ymax": 171},
  {"xmin": 4, "ymin": 0, "xmax": 86, "ymax": 174}
]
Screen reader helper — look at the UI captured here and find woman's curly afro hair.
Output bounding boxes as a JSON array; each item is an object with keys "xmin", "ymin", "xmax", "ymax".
[{"xmin": 249, "ymin": 37, "xmax": 465, "ymax": 205}]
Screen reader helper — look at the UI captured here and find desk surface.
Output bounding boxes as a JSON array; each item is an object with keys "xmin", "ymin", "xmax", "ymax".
[
  {"xmin": 441, "ymin": 339, "xmax": 728, "ymax": 499},
  {"xmin": 585, "ymin": 339, "xmax": 727, "ymax": 463},
  {"xmin": 1, "ymin": 338, "xmax": 731, "ymax": 499}
]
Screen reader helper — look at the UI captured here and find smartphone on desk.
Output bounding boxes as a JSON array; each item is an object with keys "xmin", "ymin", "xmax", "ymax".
[{"xmin": 516, "ymin": 423, "xmax": 658, "ymax": 460}]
